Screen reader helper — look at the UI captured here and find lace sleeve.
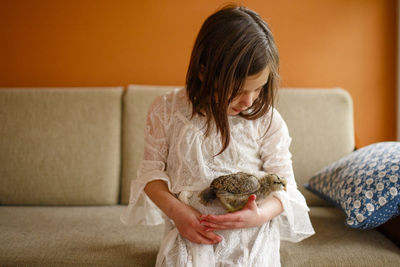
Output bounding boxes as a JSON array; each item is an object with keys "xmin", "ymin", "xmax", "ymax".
[
  {"xmin": 121, "ymin": 96, "xmax": 173, "ymax": 226},
  {"xmin": 259, "ymin": 109, "xmax": 315, "ymax": 242}
]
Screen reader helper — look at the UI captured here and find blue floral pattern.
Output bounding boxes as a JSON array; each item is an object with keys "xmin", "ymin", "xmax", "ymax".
[{"xmin": 305, "ymin": 142, "xmax": 400, "ymax": 229}]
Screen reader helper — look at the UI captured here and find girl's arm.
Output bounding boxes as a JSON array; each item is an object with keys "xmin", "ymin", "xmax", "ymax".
[
  {"xmin": 199, "ymin": 194, "xmax": 283, "ymax": 230},
  {"xmin": 144, "ymin": 179, "xmax": 222, "ymax": 244}
]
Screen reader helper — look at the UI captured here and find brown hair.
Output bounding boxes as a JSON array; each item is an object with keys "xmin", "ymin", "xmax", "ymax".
[{"xmin": 186, "ymin": 5, "xmax": 280, "ymax": 155}]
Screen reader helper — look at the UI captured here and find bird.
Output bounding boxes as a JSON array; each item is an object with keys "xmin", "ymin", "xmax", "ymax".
[{"xmin": 199, "ymin": 172, "xmax": 287, "ymax": 212}]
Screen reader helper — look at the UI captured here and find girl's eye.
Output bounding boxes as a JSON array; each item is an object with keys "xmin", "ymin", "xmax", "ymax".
[{"xmin": 234, "ymin": 87, "xmax": 262, "ymax": 99}]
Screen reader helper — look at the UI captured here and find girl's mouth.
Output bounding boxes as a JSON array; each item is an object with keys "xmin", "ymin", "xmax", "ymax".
[{"xmin": 233, "ymin": 107, "xmax": 246, "ymax": 113}]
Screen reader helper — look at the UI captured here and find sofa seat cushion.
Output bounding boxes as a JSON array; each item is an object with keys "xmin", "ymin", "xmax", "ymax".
[
  {"xmin": 281, "ymin": 207, "xmax": 400, "ymax": 266},
  {"xmin": 1, "ymin": 206, "xmax": 398, "ymax": 266},
  {"xmin": 0, "ymin": 206, "xmax": 163, "ymax": 267}
]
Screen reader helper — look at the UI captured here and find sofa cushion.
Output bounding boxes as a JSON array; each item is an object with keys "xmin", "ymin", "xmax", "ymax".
[
  {"xmin": 0, "ymin": 206, "xmax": 163, "ymax": 266},
  {"xmin": 121, "ymin": 86, "xmax": 355, "ymax": 206},
  {"xmin": 0, "ymin": 206, "xmax": 398, "ymax": 266},
  {"xmin": 281, "ymin": 207, "xmax": 400, "ymax": 266},
  {"xmin": 0, "ymin": 88, "xmax": 123, "ymax": 205},
  {"xmin": 305, "ymin": 142, "xmax": 400, "ymax": 229}
]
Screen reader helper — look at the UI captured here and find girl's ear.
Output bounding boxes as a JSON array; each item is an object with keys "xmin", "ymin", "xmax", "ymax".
[{"xmin": 198, "ymin": 65, "xmax": 206, "ymax": 81}]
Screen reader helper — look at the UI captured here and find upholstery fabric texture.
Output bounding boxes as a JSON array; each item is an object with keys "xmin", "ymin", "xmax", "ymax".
[
  {"xmin": 0, "ymin": 88, "xmax": 123, "ymax": 205},
  {"xmin": 305, "ymin": 142, "xmax": 400, "ymax": 229},
  {"xmin": 280, "ymin": 207, "xmax": 400, "ymax": 266},
  {"xmin": 275, "ymin": 88, "xmax": 355, "ymax": 206},
  {"xmin": 0, "ymin": 206, "xmax": 163, "ymax": 266},
  {"xmin": 0, "ymin": 206, "xmax": 398, "ymax": 267}
]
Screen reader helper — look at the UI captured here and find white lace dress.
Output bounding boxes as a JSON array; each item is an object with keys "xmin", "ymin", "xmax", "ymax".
[{"xmin": 121, "ymin": 88, "xmax": 315, "ymax": 267}]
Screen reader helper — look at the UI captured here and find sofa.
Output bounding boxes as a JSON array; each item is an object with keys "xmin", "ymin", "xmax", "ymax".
[{"xmin": 0, "ymin": 85, "xmax": 398, "ymax": 266}]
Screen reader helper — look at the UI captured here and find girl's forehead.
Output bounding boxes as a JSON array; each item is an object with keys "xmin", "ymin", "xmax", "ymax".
[{"xmin": 242, "ymin": 67, "xmax": 270, "ymax": 91}]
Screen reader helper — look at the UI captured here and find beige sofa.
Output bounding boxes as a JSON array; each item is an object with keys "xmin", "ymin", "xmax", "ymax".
[{"xmin": 0, "ymin": 86, "xmax": 398, "ymax": 266}]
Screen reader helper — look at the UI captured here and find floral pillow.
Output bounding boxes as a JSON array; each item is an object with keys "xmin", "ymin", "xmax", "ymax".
[{"xmin": 305, "ymin": 142, "xmax": 400, "ymax": 229}]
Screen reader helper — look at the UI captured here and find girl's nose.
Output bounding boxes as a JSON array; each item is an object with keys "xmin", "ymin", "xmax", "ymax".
[{"xmin": 240, "ymin": 92, "xmax": 255, "ymax": 108}]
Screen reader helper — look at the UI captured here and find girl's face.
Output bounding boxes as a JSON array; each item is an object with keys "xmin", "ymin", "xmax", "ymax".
[{"xmin": 227, "ymin": 67, "xmax": 271, "ymax": 116}]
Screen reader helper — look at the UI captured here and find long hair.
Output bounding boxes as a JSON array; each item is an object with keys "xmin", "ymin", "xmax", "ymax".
[{"xmin": 186, "ymin": 5, "xmax": 280, "ymax": 155}]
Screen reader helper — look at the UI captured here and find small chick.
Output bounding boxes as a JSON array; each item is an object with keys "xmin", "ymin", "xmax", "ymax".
[{"xmin": 199, "ymin": 172, "xmax": 287, "ymax": 212}]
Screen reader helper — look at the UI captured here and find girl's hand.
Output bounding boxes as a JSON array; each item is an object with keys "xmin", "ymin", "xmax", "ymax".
[
  {"xmin": 144, "ymin": 180, "xmax": 222, "ymax": 245},
  {"xmin": 199, "ymin": 195, "xmax": 283, "ymax": 230},
  {"xmin": 171, "ymin": 202, "xmax": 222, "ymax": 244}
]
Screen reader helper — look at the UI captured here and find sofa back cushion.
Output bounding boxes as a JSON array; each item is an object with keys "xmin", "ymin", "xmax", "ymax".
[
  {"xmin": 121, "ymin": 86, "xmax": 355, "ymax": 206},
  {"xmin": 275, "ymin": 89, "xmax": 355, "ymax": 205},
  {"xmin": 0, "ymin": 88, "xmax": 123, "ymax": 205}
]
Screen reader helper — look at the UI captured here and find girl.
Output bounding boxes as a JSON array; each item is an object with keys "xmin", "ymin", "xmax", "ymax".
[{"xmin": 122, "ymin": 5, "xmax": 315, "ymax": 266}]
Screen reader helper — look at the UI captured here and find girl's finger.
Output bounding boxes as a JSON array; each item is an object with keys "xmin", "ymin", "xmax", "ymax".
[
  {"xmin": 244, "ymin": 194, "xmax": 258, "ymax": 209},
  {"xmin": 201, "ymin": 213, "xmax": 242, "ymax": 223},
  {"xmin": 196, "ymin": 221, "xmax": 222, "ymax": 240},
  {"xmin": 200, "ymin": 219, "xmax": 243, "ymax": 230},
  {"xmin": 183, "ymin": 228, "xmax": 218, "ymax": 244},
  {"xmin": 198, "ymin": 230, "xmax": 222, "ymax": 243},
  {"xmin": 191, "ymin": 234, "xmax": 218, "ymax": 244}
]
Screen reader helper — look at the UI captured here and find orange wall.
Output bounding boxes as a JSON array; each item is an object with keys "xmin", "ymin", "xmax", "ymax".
[{"xmin": 0, "ymin": 0, "xmax": 397, "ymax": 148}]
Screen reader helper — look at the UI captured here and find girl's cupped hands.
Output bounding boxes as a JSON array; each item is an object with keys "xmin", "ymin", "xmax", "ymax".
[{"xmin": 199, "ymin": 194, "xmax": 283, "ymax": 231}]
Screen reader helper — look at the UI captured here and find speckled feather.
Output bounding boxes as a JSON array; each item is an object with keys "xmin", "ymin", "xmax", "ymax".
[
  {"xmin": 199, "ymin": 172, "xmax": 287, "ymax": 212},
  {"xmin": 210, "ymin": 172, "xmax": 260, "ymax": 194}
]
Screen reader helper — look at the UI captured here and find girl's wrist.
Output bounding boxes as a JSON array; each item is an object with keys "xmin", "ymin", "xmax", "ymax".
[
  {"xmin": 167, "ymin": 197, "xmax": 188, "ymax": 221},
  {"xmin": 258, "ymin": 195, "xmax": 284, "ymax": 222}
]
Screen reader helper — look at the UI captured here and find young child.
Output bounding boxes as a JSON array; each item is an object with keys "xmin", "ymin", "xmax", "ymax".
[{"xmin": 122, "ymin": 5, "xmax": 315, "ymax": 266}]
